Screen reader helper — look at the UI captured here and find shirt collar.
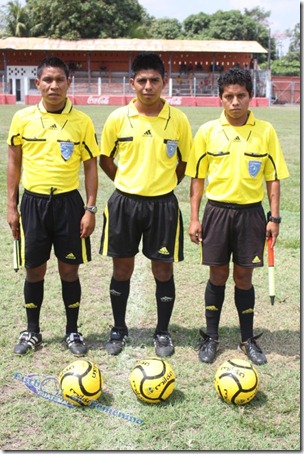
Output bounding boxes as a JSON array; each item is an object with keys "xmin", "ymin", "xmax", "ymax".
[
  {"xmin": 128, "ymin": 97, "xmax": 169, "ymax": 119},
  {"xmin": 220, "ymin": 109, "xmax": 255, "ymax": 126},
  {"xmin": 38, "ymin": 98, "xmax": 73, "ymax": 114}
]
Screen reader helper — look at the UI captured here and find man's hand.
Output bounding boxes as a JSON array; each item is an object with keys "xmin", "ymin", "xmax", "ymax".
[
  {"xmin": 189, "ymin": 220, "xmax": 202, "ymax": 244},
  {"xmin": 80, "ymin": 211, "xmax": 96, "ymax": 238}
]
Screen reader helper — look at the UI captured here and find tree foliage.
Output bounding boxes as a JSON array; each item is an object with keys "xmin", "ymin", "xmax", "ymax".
[
  {"xmin": 267, "ymin": 59, "xmax": 300, "ymax": 76},
  {"xmin": 147, "ymin": 18, "xmax": 182, "ymax": 39},
  {"xmin": 183, "ymin": 13, "xmax": 211, "ymax": 38},
  {"xmin": 287, "ymin": 22, "xmax": 300, "ymax": 54},
  {"xmin": 1, "ymin": 0, "xmax": 29, "ymax": 37},
  {"xmin": 266, "ymin": 23, "xmax": 300, "ymax": 76},
  {"xmin": 23, "ymin": 0, "xmax": 146, "ymax": 39}
]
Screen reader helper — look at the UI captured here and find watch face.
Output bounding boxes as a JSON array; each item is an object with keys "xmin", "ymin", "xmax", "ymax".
[{"xmin": 86, "ymin": 206, "xmax": 97, "ymax": 213}]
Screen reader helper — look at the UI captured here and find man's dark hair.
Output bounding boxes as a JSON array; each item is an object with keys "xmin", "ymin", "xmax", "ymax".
[
  {"xmin": 131, "ymin": 52, "xmax": 165, "ymax": 79},
  {"xmin": 218, "ymin": 67, "xmax": 253, "ymax": 97},
  {"xmin": 37, "ymin": 56, "xmax": 69, "ymax": 80}
]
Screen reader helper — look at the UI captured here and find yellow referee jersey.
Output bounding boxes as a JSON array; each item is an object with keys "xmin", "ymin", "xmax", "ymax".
[
  {"xmin": 186, "ymin": 110, "xmax": 289, "ymax": 204},
  {"xmin": 7, "ymin": 98, "xmax": 100, "ymax": 194},
  {"xmin": 100, "ymin": 98, "xmax": 192, "ymax": 196}
]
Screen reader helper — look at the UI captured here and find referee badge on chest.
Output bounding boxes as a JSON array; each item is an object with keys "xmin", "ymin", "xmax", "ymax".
[
  {"xmin": 248, "ymin": 160, "xmax": 262, "ymax": 177},
  {"xmin": 60, "ymin": 141, "xmax": 74, "ymax": 161},
  {"xmin": 166, "ymin": 140, "xmax": 178, "ymax": 158}
]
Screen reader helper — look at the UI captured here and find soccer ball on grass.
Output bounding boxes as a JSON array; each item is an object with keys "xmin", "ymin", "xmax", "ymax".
[
  {"xmin": 214, "ymin": 358, "xmax": 259, "ymax": 405},
  {"xmin": 58, "ymin": 359, "xmax": 104, "ymax": 406},
  {"xmin": 130, "ymin": 357, "xmax": 175, "ymax": 404}
]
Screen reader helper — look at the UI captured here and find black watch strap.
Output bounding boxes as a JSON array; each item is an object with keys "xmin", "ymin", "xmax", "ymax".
[{"xmin": 268, "ymin": 215, "xmax": 281, "ymax": 223}]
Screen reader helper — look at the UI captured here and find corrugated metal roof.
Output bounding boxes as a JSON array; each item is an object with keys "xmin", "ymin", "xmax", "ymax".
[{"xmin": 0, "ymin": 37, "xmax": 267, "ymax": 53}]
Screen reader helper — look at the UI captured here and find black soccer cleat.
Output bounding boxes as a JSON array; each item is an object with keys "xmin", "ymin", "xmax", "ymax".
[
  {"xmin": 105, "ymin": 326, "xmax": 128, "ymax": 355},
  {"xmin": 197, "ymin": 329, "xmax": 219, "ymax": 363},
  {"xmin": 13, "ymin": 330, "xmax": 42, "ymax": 355},
  {"xmin": 238, "ymin": 333, "xmax": 267, "ymax": 365},
  {"xmin": 65, "ymin": 332, "xmax": 88, "ymax": 356},
  {"xmin": 153, "ymin": 331, "xmax": 175, "ymax": 357}
]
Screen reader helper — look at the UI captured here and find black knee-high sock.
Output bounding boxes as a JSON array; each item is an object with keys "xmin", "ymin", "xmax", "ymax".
[
  {"xmin": 62, "ymin": 279, "xmax": 81, "ymax": 335},
  {"xmin": 155, "ymin": 276, "xmax": 175, "ymax": 334},
  {"xmin": 110, "ymin": 277, "xmax": 130, "ymax": 329},
  {"xmin": 24, "ymin": 280, "xmax": 44, "ymax": 333},
  {"xmin": 205, "ymin": 280, "xmax": 225, "ymax": 340},
  {"xmin": 235, "ymin": 286, "xmax": 255, "ymax": 342}
]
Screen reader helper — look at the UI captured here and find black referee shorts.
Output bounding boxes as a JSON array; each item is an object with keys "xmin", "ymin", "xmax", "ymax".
[
  {"xmin": 201, "ymin": 200, "xmax": 266, "ymax": 267},
  {"xmin": 20, "ymin": 189, "xmax": 91, "ymax": 268},
  {"xmin": 100, "ymin": 189, "xmax": 184, "ymax": 262}
]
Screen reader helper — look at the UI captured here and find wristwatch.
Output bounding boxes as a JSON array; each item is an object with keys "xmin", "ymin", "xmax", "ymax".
[
  {"xmin": 84, "ymin": 205, "xmax": 98, "ymax": 214},
  {"xmin": 268, "ymin": 215, "xmax": 281, "ymax": 223}
]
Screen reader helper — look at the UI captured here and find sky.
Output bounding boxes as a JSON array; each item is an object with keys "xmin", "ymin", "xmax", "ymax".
[{"xmin": 137, "ymin": 0, "xmax": 301, "ymax": 54}]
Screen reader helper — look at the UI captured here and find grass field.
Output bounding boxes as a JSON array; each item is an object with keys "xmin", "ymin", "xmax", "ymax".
[{"xmin": 0, "ymin": 103, "xmax": 300, "ymax": 451}]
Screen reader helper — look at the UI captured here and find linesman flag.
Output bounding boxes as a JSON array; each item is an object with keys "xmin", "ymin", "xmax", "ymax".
[
  {"xmin": 13, "ymin": 238, "xmax": 21, "ymax": 272},
  {"xmin": 267, "ymin": 237, "xmax": 275, "ymax": 305}
]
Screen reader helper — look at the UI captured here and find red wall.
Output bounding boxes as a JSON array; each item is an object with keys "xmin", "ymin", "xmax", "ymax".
[
  {"xmin": 271, "ymin": 76, "xmax": 300, "ymax": 104},
  {"xmin": 23, "ymin": 93, "xmax": 268, "ymax": 107},
  {"xmin": 0, "ymin": 94, "xmax": 15, "ymax": 104}
]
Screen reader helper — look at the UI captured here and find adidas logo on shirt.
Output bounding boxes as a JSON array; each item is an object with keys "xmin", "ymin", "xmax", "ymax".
[
  {"xmin": 143, "ymin": 130, "xmax": 152, "ymax": 137},
  {"xmin": 49, "ymin": 124, "xmax": 57, "ymax": 129},
  {"xmin": 234, "ymin": 136, "xmax": 241, "ymax": 141}
]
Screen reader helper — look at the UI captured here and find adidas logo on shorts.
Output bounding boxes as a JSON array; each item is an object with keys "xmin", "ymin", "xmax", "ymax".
[{"xmin": 158, "ymin": 247, "xmax": 169, "ymax": 255}]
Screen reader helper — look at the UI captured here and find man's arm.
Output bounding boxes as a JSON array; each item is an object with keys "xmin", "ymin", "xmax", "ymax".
[
  {"xmin": 176, "ymin": 161, "xmax": 186, "ymax": 185},
  {"xmin": 99, "ymin": 155, "xmax": 117, "ymax": 181},
  {"xmin": 266, "ymin": 179, "xmax": 281, "ymax": 247},
  {"xmin": 189, "ymin": 177, "xmax": 204, "ymax": 244},
  {"xmin": 7, "ymin": 145, "xmax": 22, "ymax": 239},
  {"xmin": 81, "ymin": 157, "xmax": 98, "ymax": 238}
]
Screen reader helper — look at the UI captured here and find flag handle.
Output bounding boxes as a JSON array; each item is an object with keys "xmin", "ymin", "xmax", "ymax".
[{"xmin": 267, "ymin": 236, "xmax": 275, "ymax": 305}]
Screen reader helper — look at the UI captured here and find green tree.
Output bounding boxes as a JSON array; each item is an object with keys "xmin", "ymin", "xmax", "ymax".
[
  {"xmin": 267, "ymin": 23, "xmax": 300, "ymax": 76},
  {"xmin": 181, "ymin": 9, "xmax": 274, "ymax": 64},
  {"xmin": 25, "ymin": 0, "xmax": 146, "ymax": 39},
  {"xmin": 183, "ymin": 13, "xmax": 210, "ymax": 38},
  {"xmin": 287, "ymin": 22, "xmax": 300, "ymax": 55},
  {"xmin": 147, "ymin": 18, "xmax": 182, "ymax": 39},
  {"xmin": 268, "ymin": 59, "xmax": 300, "ymax": 76},
  {"xmin": 206, "ymin": 10, "xmax": 268, "ymax": 44},
  {"xmin": 181, "ymin": 9, "xmax": 270, "ymax": 49},
  {"xmin": 0, "ymin": 0, "xmax": 29, "ymax": 37},
  {"xmin": 243, "ymin": 6, "xmax": 271, "ymax": 26}
]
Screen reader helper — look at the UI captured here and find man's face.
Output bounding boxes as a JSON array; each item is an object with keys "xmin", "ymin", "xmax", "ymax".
[
  {"xmin": 221, "ymin": 84, "xmax": 252, "ymax": 126},
  {"xmin": 130, "ymin": 69, "xmax": 166, "ymax": 107},
  {"xmin": 35, "ymin": 66, "xmax": 70, "ymax": 112}
]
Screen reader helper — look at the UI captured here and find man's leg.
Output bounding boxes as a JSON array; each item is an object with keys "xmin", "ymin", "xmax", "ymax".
[{"xmin": 105, "ymin": 257, "xmax": 134, "ymax": 355}]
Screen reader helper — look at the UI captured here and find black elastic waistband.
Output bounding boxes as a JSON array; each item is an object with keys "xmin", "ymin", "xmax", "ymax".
[
  {"xmin": 116, "ymin": 189, "xmax": 174, "ymax": 201},
  {"xmin": 24, "ymin": 188, "xmax": 78, "ymax": 199},
  {"xmin": 208, "ymin": 199, "xmax": 262, "ymax": 210}
]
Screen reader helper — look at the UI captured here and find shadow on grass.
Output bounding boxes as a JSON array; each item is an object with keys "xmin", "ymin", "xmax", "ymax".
[
  {"xmin": 42, "ymin": 323, "xmax": 300, "ymax": 359},
  {"xmin": 133, "ymin": 388, "xmax": 186, "ymax": 406}
]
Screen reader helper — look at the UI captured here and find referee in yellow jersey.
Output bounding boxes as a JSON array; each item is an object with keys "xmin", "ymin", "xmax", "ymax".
[
  {"xmin": 7, "ymin": 56, "xmax": 100, "ymax": 356},
  {"xmin": 99, "ymin": 52, "xmax": 192, "ymax": 357},
  {"xmin": 186, "ymin": 67, "xmax": 289, "ymax": 365}
]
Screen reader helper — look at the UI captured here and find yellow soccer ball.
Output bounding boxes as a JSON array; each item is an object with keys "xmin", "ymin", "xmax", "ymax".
[
  {"xmin": 214, "ymin": 358, "xmax": 259, "ymax": 405},
  {"xmin": 130, "ymin": 357, "xmax": 175, "ymax": 404},
  {"xmin": 58, "ymin": 359, "xmax": 104, "ymax": 406}
]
